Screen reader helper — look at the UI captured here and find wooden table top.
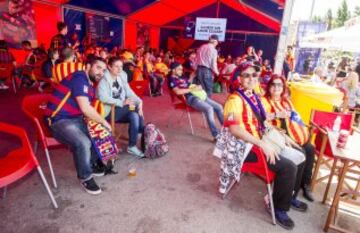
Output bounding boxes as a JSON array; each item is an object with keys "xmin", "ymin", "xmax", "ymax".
[{"xmin": 327, "ymin": 130, "xmax": 360, "ymax": 163}]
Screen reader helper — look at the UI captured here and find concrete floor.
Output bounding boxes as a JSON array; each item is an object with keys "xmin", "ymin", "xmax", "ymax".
[{"xmin": 0, "ymin": 88, "xmax": 359, "ymax": 233}]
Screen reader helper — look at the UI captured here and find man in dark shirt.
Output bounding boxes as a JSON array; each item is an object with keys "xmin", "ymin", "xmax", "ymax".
[
  {"xmin": 46, "ymin": 56, "xmax": 110, "ymax": 195},
  {"xmin": 168, "ymin": 62, "xmax": 223, "ymax": 140},
  {"xmin": 50, "ymin": 22, "xmax": 70, "ymax": 53}
]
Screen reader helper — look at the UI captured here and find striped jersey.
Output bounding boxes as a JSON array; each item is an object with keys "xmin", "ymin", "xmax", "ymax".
[
  {"xmin": 46, "ymin": 71, "xmax": 94, "ymax": 123},
  {"xmin": 52, "ymin": 62, "xmax": 84, "ymax": 83},
  {"xmin": 262, "ymin": 97, "xmax": 309, "ymax": 145},
  {"xmin": 223, "ymin": 93, "xmax": 262, "ymax": 139}
]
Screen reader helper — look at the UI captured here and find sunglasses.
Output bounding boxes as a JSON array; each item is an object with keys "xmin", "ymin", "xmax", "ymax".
[
  {"xmin": 270, "ymin": 83, "xmax": 283, "ymax": 88},
  {"xmin": 241, "ymin": 73, "xmax": 258, "ymax": 78}
]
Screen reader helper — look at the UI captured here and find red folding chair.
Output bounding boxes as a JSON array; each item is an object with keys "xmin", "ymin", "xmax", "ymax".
[
  {"xmin": 0, "ymin": 63, "xmax": 16, "ymax": 93},
  {"xmin": 0, "ymin": 122, "xmax": 58, "ymax": 208},
  {"xmin": 309, "ymin": 110, "xmax": 355, "ymax": 201},
  {"xmin": 221, "ymin": 145, "xmax": 276, "ymax": 225},
  {"xmin": 129, "ymin": 80, "xmax": 149, "ymax": 98},
  {"xmin": 167, "ymin": 91, "xmax": 207, "ymax": 135},
  {"xmin": 22, "ymin": 94, "xmax": 62, "ymax": 188}
]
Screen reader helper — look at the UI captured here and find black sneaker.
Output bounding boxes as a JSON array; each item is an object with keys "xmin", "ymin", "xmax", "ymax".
[
  {"xmin": 81, "ymin": 178, "xmax": 102, "ymax": 195},
  {"xmin": 275, "ymin": 209, "xmax": 295, "ymax": 230},
  {"xmin": 92, "ymin": 163, "xmax": 105, "ymax": 177},
  {"xmin": 302, "ymin": 185, "xmax": 314, "ymax": 202},
  {"xmin": 290, "ymin": 198, "xmax": 308, "ymax": 212}
]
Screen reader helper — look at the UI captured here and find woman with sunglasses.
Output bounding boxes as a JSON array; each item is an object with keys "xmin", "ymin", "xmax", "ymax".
[
  {"xmin": 262, "ymin": 75, "xmax": 315, "ymax": 202},
  {"xmin": 224, "ymin": 63, "xmax": 307, "ymax": 230}
]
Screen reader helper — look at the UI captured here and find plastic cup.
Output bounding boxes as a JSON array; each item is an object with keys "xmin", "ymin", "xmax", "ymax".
[
  {"xmin": 337, "ymin": 130, "xmax": 349, "ymax": 148},
  {"xmin": 129, "ymin": 105, "xmax": 135, "ymax": 111},
  {"xmin": 128, "ymin": 166, "xmax": 136, "ymax": 177}
]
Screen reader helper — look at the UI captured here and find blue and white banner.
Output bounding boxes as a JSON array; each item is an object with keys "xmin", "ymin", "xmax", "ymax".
[{"xmin": 194, "ymin": 17, "xmax": 227, "ymax": 42}]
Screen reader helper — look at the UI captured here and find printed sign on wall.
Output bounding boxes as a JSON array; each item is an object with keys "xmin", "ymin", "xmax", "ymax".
[{"xmin": 194, "ymin": 17, "xmax": 227, "ymax": 42}]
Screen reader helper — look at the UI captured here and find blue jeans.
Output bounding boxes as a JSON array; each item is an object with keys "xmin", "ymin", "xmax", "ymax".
[
  {"xmin": 195, "ymin": 66, "xmax": 213, "ymax": 97},
  {"xmin": 50, "ymin": 117, "xmax": 98, "ymax": 181},
  {"xmin": 188, "ymin": 97, "xmax": 224, "ymax": 137},
  {"xmin": 106, "ymin": 106, "xmax": 144, "ymax": 147}
]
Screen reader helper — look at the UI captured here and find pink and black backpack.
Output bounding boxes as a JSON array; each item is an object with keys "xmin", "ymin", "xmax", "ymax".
[{"xmin": 141, "ymin": 123, "xmax": 169, "ymax": 159}]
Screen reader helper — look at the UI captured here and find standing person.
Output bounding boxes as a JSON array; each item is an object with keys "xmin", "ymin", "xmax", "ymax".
[
  {"xmin": 224, "ymin": 63, "xmax": 307, "ymax": 230},
  {"xmin": 45, "ymin": 56, "xmax": 109, "ymax": 195},
  {"xmin": 168, "ymin": 62, "xmax": 223, "ymax": 140},
  {"xmin": 263, "ymin": 75, "xmax": 315, "ymax": 202},
  {"xmin": 285, "ymin": 46, "xmax": 295, "ymax": 72},
  {"xmin": 194, "ymin": 34, "xmax": 220, "ymax": 97},
  {"xmin": 50, "ymin": 22, "xmax": 70, "ymax": 53},
  {"xmin": 97, "ymin": 57, "xmax": 145, "ymax": 158}
]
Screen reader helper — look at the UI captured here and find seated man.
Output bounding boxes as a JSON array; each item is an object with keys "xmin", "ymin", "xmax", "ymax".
[
  {"xmin": 121, "ymin": 50, "xmax": 136, "ymax": 83},
  {"xmin": 0, "ymin": 40, "xmax": 16, "ymax": 89},
  {"xmin": 141, "ymin": 51, "xmax": 163, "ymax": 96},
  {"xmin": 97, "ymin": 57, "xmax": 144, "ymax": 158},
  {"xmin": 154, "ymin": 55, "xmax": 169, "ymax": 78},
  {"xmin": 39, "ymin": 48, "xmax": 59, "ymax": 92},
  {"xmin": 45, "ymin": 56, "xmax": 110, "ymax": 195},
  {"xmin": 18, "ymin": 40, "xmax": 36, "ymax": 88},
  {"xmin": 168, "ymin": 62, "xmax": 224, "ymax": 141},
  {"xmin": 52, "ymin": 47, "xmax": 84, "ymax": 83}
]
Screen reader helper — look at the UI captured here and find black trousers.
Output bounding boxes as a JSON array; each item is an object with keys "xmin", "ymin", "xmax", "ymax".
[
  {"xmin": 245, "ymin": 151, "xmax": 305, "ymax": 211},
  {"xmin": 300, "ymin": 142, "xmax": 315, "ymax": 187},
  {"xmin": 149, "ymin": 73, "xmax": 164, "ymax": 94}
]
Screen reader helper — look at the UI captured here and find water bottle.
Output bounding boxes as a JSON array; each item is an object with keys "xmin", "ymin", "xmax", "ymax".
[{"xmin": 332, "ymin": 116, "xmax": 342, "ymax": 133}]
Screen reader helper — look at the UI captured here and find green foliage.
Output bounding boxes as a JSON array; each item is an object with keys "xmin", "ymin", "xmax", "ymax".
[
  {"xmin": 354, "ymin": 6, "xmax": 360, "ymax": 16},
  {"xmin": 335, "ymin": 0, "xmax": 351, "ymax": 27}
]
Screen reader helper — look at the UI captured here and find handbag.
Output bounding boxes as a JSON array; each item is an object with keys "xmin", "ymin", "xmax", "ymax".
[{"xmin": 261, "ymin": 126, "xmax": 286, "ymax": 155}]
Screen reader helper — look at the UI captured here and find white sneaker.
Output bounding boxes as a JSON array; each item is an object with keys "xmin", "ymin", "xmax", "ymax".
[{"xmin": 127, "ymin": 146, "xmax": 145, "ymax": 158}]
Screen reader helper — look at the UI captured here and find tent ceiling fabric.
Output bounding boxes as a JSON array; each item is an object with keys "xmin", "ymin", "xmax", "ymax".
[
  {"xmin": 127, "ymin": 0, "xmax": 217, "ymax": 26},
  {"xmin": 127, "ymin": 0, "xmax": 282, "ymax": 32},
  {"xmin": 66, "ymin": 0, "xmax": 157, "ymax": 15},
  {"xmin": 165, "ymin": 3, "xmax": 276, "ymax": 33},
  {"xmin": 63, "ymin": 0, "xmax": 283, "ymax": 32}
]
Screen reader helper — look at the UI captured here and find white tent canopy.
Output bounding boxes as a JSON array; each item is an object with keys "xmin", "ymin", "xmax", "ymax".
[{"xmin": 299, "ymin": 17, "xmax": 360, "ymax": 52}]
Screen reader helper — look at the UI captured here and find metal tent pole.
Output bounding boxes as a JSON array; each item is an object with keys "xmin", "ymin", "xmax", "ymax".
[{"xmin": 273, "ymin": 0, "xmax": 295, "ymax": 75}]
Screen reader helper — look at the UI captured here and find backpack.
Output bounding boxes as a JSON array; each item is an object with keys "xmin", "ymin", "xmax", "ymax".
[{"xmin": 141, "ymin": 123, "xmax": 169, "ymax": 158}]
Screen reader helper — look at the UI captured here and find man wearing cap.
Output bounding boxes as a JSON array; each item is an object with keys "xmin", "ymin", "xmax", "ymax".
[
  {"xmin": 168, "ymin": 62, "xmax": 223, "ymax": 140},
  {"xmin": 194, "ymin": 34, "xmax": 220, "ymax": 97},
  {"xmin": 224, "ymin": 62, "xmax": 307, "ymax": 230}
]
